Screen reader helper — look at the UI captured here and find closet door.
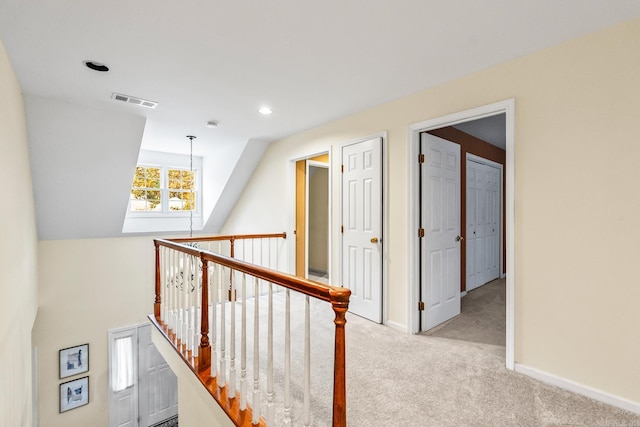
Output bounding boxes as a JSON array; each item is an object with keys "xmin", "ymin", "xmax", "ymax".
[{"xmin": 466, "ymin": 159, "xmax": 500, "ymax": 291}]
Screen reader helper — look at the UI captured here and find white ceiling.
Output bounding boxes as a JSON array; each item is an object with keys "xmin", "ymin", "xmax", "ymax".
[{"xmin": 2, "ymin": 1, "xmax": 640, "ymax": 157}]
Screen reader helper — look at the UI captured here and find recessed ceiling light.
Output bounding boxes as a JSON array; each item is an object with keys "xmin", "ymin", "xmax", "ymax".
[
  {"xmin": 258, "ymin": 106, "xmax": 273, "ymax": 115},
  {"xmin": 206, "ymin": 121, "xmax": 218, "ymax": 128},
  {"xmin": 83, "ymin": 60, "xmax": 109, "ymax": 72}
]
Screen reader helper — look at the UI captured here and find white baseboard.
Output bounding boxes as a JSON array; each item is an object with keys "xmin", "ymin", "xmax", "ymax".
[
  {"xmin": 460, "ymin": 291, "xmax": 467, "ymax": 298},
  {"xmin": 515, "ymin": 363, "xmax": 640, "ymax": 415},
  {"xmin": 385, "ymin": 320, "xmax": 407, "ymax": 333}
]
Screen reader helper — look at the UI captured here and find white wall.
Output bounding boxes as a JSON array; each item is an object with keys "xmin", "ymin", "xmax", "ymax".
[
  {"xmin": 0, "ymin": 40, "xmax": 39, "ymax": 427},
  {"xmin": 33, "ymin": 237, "xmax": 155, "ymax": 427},
  {"xmin": 202, "ymin": 138, "xmax": 271, "ymax": 233},
  {"xmin": 25, "ymin": 96, "xmax": 146, "ymax": 240},
  {"xmin": 222, "ymin": 18, "xmax": 640, "ymax": 405}
]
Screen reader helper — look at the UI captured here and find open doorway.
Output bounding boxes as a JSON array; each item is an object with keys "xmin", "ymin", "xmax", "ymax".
[
  {"xmin": 294, "ymin": 153, "xmax": 330, "ymax": 282},
  {"xmin": 421, "ymin": 116, "xmax": 506, "ymax": 347},
  {"xmin": 409, "ymin": 99, "xmax": 515, "ymax": 369},
  {"xmin": 307, "ymin": 160, "xmax": 329, "ymax": 283}
]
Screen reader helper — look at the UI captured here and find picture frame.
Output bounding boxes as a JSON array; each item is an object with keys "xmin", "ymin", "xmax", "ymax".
[
  {"xmin": 59, "ymin": 343, "xmax": 89, "ymax": 379},
  {"xmin": 60, "ymin": 376, "xmax": 89, "ymax": 413}
]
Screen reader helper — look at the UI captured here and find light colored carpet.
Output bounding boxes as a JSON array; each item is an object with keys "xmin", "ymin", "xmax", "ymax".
[
  {"xmin": 215, "ymin": 287, "xmax": 640, "ymax": 426},
  {"xmin": 425, "ymin": 278, "xmax": 506, "ymax": 347}
]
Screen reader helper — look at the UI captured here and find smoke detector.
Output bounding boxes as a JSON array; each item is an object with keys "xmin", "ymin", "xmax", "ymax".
[{"xmin": 111, "ymin": 93, "xmax": 158, "ymax": 109}]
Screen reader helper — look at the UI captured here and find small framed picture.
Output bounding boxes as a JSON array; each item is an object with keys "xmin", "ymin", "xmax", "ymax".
[
  {"xmin": 60, "ymin": 376, "xmax": 89, "ymax": 413},
  {"xmin": 59, "ymin": 344, "xmax": 89, "ymax": 379}
]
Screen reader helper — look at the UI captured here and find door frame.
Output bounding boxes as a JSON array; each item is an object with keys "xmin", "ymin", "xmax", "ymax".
[
  {"xmin": 287, "ymin": 149, "xmax": 332, "ymax": 280},
  {"xmin": 466, "ymin": 153, "xmax": 504, "ymax": 290},
  {"xmin": 407, "ymin": 99, "xmax": 515, "ymax": 370}
]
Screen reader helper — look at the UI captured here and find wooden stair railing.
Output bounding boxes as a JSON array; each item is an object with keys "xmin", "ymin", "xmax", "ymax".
[
  {"xmin": 152, "ymin": 234, "xmax": 350, "ymax": 427},
  {"xmin": 170, "ymin": 232, "xmax": 287, "ymax": 301}
]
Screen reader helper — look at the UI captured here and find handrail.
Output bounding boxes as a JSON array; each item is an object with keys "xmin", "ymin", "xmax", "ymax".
[
  {"xmin": 168, "ymin": 232, "xmax": 287, "ymax": 243},
  {"xmin": 152, "ymin": 233, "xmax": 350, "ymax": 426}
]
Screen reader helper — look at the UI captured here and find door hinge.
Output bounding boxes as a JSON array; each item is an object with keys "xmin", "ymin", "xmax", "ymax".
[
  {"xmin": 341, "ymin": 225, "xmax": 344, "ymax": 234},
  {"xmin": 418, "ymin": 228, "xmax": 425, "ymax": 238},
  {"xmin": 341, "ymin": 164, "xmax": 344, "ymax": 173},
  {"xmin": 419, "ymin": 154, "xmax": 425, "ymax": 164},
  {"xmin": 418, "ymin": 301, "xmax": 425, "ymax": 311}
]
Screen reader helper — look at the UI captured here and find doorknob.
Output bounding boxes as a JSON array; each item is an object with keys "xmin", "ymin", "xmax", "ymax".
[
  {"xmin": 370, "ymin": 237, "xmax": 379, "ymax": 243},
  {"xmin": 456, "ymin": 235, "xmax": 464, "ymax": 242}
]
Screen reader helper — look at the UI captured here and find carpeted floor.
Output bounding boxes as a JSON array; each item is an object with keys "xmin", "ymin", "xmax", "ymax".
[
  {"xmin": 218, "ymin": 285, "xmax": 640, "ymax": 426},
  {"xmin": 424, "ymin": 278, "xmax": 506, "ymax": 346}
]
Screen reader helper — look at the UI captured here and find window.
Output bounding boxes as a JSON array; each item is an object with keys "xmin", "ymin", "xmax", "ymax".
[
  {"xmin": 129, "ymin": 165, "xmax": 197, "ymax": 214},
  {"xmin": 167, "ymin": 168, "xmax": 195, "ymax": 211},
  {"xmin": 111, "ymin": 336, "xmax": 134, "ymax": 392},
  {"xmin": 123, "ymin": 150, "xmax": 203, "ymax": 234},
  {"xmin": 131, "ymin": 166, "xmax": 162, "ymax": 211}
]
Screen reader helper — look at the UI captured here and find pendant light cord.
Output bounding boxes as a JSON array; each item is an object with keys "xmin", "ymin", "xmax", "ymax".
[{"xmin": 186, "ymin": 135, "xmax": 196, "ymax": 239}]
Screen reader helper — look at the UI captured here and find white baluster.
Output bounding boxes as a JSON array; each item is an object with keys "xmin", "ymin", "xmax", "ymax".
[
  {"xmin": 167, "ymin": 249, "xmax": 171, "ymax": 330},
  {"xmin": 252, "ymin": 277, "xmax": 261, "ymax": 424},
  {"xmin": 240, "ymin": 273, "xmax": 247, "ymax": 411},
  {"xmin": 169, "ymin": 249, "xmax": 174, "ymax": 332},
  {"xmin": 161, "ymin": 247, "xmax": 167, "ymax": 323},
  {"xmin": 283, "ymin": 289, "xmax": 291, "ymax": 426},
  {"xmin": 208, "ymin": 261, "xmax": 213, "ymax": 375},
  {"xmin": 303, "ymin": 295, "xmax": 311, "ymax": 427},
  {"xmin": 210, "ymin": 264, "xmax": 218, "ymax": 379},
  {"xmin": 267, "ymin": 282, "xmax": 274, "ymax": 425},
  {"xmin": 241, "ymin": 240, "xmax": 247, "ymax": 296},
  {"xmin": 186, "ymin": 254, "xmax": 193, "ymax": 352},
  {"xmin": 177, "ymin": 252, "xmax": 183, "ymax": 344},
  {"xmin": 276, "ymin": 237, "xmax": 281, "ymax": 272},
  {"xmin": 182, "ymin": 253, "xmax": 189, "ymax": 349},
  {"xmin": 173, "ymin": 249, "xmax": 178, "ymax": 333},
  {"xmin": 193, "ymin": 256, "xmax": 200, "ymax": 357},
  {"xmin": 229, "ymin": 269, "xmax": 236, "ymax": 397},
  {"xmin": 219, "ymin": 266, "xmax": 226, "ymax": 388}
]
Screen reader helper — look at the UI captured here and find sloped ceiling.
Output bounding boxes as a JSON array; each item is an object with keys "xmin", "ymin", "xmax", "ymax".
[{"xmin": 2, "ymin": 1, "xmax": 640, "ymax": 239}]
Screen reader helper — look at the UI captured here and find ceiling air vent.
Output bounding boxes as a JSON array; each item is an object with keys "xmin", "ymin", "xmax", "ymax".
[{"xmin": 111, "ymin": 93, "xmax": 158, "ymax": 109}]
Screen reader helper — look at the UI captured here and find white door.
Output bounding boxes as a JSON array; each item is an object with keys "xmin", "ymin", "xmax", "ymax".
[
  {"xmin": 421, "ymin": 133, "xmax": 461, "ymax": 331},
  {"xmin": 109, "ymin": 325, "xmax": 178, "ymax": 427},
  {"xmin": 109, "ymin": 328, "xmax": 138, "ymax": 427},
  {"xmin": 342, "ymin": 137, "xmax": 383, "ymax": 323},
  {"xmin": 138, "ymin": 325, "xmax": 178, "ymax": 427},
  {"xmin": 466, "ymin": 159, "xmax": 501, "ymax": 291}
]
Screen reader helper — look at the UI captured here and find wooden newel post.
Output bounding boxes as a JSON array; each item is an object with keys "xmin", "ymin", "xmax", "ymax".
[
  {"xmin": 154, "ymin": 241, "xmax": 161, "ymax": 319},
  {"xmin": 330, "ymin": 288, "xmax": 350, "ymax": 427},
  {"xmin": 199, "ymin": 257, "xmax": 211, "ymax": 372}
]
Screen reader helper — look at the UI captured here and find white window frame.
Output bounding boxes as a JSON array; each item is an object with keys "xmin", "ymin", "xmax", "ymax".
[
  {"xmin": 128, "ymin": 163, "xmax": 200, "ymax": 217},
  {"xmin": 123, "ymin": 150, "xmax": 204, "ymax": 234}
]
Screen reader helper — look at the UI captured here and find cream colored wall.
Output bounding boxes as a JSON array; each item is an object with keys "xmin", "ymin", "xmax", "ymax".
[
  {"xmin": 34, "ymin": 237, "xmax": 155, "ymax": 426},
  {"xmin": 308, "ymin": 166, "xmax": 329, "ymax": 272},
  {"xmin": 223, "ymin": 18, "xmax": 640, "ymax": 404},
  {"xmin": 0, "ymin": 40, "xmax": 38, "ymax": 427}
]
